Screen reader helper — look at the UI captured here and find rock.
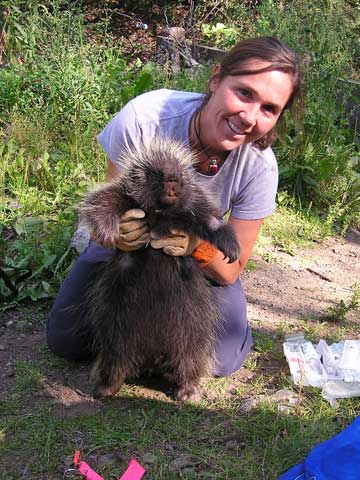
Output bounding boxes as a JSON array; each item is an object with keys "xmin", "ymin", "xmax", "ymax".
[
  {"xmin": 225, "ymin": 439, "xmax": 238, "ymax": 450},
  {"xmin": 270, "ymin": 388, "xmax": 299, "ymax": 404},
  {"xmin": 5, "ymin": 367, "xmax": 16, "ymax": 377},
  {"xmin": 141, "ymin": 452, "xmax": 157, "ymax": 465},
  {"xmin": 5, "ymin": 196, "xmax": 23, "ymax": 210},
  {"xmin": 164, "ymin": 442, "xmax": 175, "ymax": 453},
  {"xmin": 239, "ymin": 390, "xmax": 299, "ymax": 412},
  {"xmin": 70, "ymin": 223, "xmax": 91, "ymax": 254},
  {"xmin": 168, "ymin": 454, "xmax": 195, "ymax": 472},
  {"xmin": 278, "ymin": 405, "xmax": 293, "ymax": 414},
  {"xmin": 201, "ymin": 417, "xmax": 211, "ymax": 427},
  {"xmin": 205, "ymin": 390, "xmax": 217, "ymax": 401},
  {"xmin": 0, "ymin": 344, "xmax": 5, "ymax": 350},
  {"xmin": 183, "ymin": 467, "xmax": 196, "ymax": 475},
  {"xmin": 239, "ymin": 396, "xmax": 262, "ymax": 412},
  {"xmin": 97, "ymin": 453, "xmax": 116, "ymax": 466}
]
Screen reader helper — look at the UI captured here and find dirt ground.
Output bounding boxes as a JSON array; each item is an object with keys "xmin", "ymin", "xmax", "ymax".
[
  {"xmin": 1, "ymin": 227, "xmax": 359, "ymax": 406},
  {"xmin": 244, "ymin": 226, "xmax": 360, "ymax": 331}
]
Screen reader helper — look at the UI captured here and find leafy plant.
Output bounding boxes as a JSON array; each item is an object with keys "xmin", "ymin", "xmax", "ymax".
[
  {"xmin": 277, "ymin": 131, "xmax": 360, "ymax": 229},
  {"xmin": 202, "ymin": 22, "xmax": 239, "ymax": 48},
  {"xmin": 253, "ymin": 331, "xmax": 274, "ymax": 353},
  {"xmin": 326, "ymin": 283, "xmax": 360, "ymax": 322},
  {"xmin": 0, "ymin": 217, "xmax": 76, "ymax": 309}
]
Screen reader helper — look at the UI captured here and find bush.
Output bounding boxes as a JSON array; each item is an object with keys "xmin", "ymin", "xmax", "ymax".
[
  {"xmin": 0, "ymin": 0, "xmax": 359, "ymax": 307},
  {"xmin": 0, "ymin": 0, "xmax": 155, "ymax": 306},
  {"xmin": 192, "ymin": 0, "xmax": 360, "ymax": 228}
]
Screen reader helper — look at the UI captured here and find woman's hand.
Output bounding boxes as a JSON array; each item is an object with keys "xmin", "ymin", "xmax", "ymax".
[
  {"xmin": 150, "ymin": 229, "xmax": 201, "ymax": 256},
  {"xmin": 150, "ymin": 218, "xmax": 263, "ymax": 285},
  {"xmin": 117, "ymin": 209, "xmax": 150, "ymax": 252}
]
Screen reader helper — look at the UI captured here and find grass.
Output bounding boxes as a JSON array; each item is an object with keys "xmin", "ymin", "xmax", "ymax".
[
  {"xmin": 1, "ymin": 318, "xmax": 359, "ymax": 479},
  {"xmin": 326, "ymin": 283, "xmax": 360, "ymax": 323}
]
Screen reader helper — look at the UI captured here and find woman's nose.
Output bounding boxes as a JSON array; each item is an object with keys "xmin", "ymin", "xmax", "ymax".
[{"xmin": 239, "ymin": 104, "xmax": 258, "ymax": 129}]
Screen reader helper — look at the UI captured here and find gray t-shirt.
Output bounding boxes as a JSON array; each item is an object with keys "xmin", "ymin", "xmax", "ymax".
[{"xmin": 98, "ymin": 89, "xmax": 278, "ymax": 220}]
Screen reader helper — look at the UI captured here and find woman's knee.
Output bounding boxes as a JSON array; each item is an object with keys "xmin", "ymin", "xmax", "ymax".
[
  {"xmin": 212, "ymin": 279, "xmax": 253, "ymax": 376},
  {"xmin": 46, "ymin": 241, "xmax": 112, "ymax": 361},
  {"xmin": 46, "ymin": 304, "xmax": 91, "ymax": 361}
]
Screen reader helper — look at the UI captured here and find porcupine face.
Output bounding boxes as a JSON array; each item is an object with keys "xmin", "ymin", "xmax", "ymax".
[
  {"xmin": 122, "ymin": 139, "xmax": 197, "ymax": 212},
  {"xmin": 142, "ymin": 163, "xmax": 194, "ymax": 209}
]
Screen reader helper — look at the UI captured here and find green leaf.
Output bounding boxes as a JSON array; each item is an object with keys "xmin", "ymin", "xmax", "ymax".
[
  {"xmin": 134, "ymin": 69, "xmax": 153, "ymax": 95},
  {"xmin": 41, "ymin": 280, "xmax": 51, "ymax": 293},
  {"xmin": 14, "ymin": 217, "xmax": 44, "ymax": 236}
]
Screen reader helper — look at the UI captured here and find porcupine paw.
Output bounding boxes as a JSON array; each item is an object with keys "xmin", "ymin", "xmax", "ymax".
[
  {"xmin": 176, "ymin": 384, "xmax": 202, "ymax": 402},
  {"xmin": 212, "ymin": 225, "xmax": 240, "ymax": 263},
  {"xmin": 93, "ymin": 382, "xmax": 123, "ymax": 398}
]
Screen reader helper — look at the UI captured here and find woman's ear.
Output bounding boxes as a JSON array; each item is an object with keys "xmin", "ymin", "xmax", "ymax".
[{"xmin": 209, "ymin": 64, "xmax": 221, "ymax": 92}]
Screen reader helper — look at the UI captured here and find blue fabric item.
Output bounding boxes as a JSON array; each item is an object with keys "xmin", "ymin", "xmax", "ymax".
[
  {"xmin": 46, "ymin": 240, "xmax": 253, "ymax": 376},
  {"xmin": 279, "ymin": 416, "xmax": 360, "ymax": 479}
]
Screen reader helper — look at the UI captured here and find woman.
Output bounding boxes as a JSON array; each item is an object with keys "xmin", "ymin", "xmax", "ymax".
[{"xmin": 47, "ymin": 36, "xmax": 302, "ymax": 376}]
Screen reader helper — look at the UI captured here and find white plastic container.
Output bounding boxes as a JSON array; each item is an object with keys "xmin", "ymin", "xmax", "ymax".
[{"xmin": 283, "ymin": 335, "xmax": 360, "ymax": 406}]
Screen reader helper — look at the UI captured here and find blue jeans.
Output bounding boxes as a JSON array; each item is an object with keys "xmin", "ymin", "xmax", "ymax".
[{"xmin": 46, "ymin": 241, "xmax": 252, "ymax": 376}]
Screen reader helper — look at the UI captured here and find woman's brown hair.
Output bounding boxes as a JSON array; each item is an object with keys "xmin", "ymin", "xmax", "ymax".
[{"xmin": 203, "ymin": 36, "xmax": 303, "ymax": 149}]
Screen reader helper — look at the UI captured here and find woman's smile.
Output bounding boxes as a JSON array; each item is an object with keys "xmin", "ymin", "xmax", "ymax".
[{"xmin": 227, "ymin": 119, "xmax": 245, "ymax": 136}]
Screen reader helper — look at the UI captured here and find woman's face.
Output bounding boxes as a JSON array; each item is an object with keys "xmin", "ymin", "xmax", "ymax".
[{"xmin": 201, "ymin": 59, "xmax": 294, "ymax": 151}]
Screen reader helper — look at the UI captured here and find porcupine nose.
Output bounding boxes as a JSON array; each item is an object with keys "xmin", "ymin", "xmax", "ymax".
[{"xmin": 166, "ymin": 179, "xmax": 178, "ymax": 198}]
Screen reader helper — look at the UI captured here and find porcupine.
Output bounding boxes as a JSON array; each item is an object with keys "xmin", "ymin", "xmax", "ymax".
[{"xmin": 79, "ymin": 137, "xmax": 240, "ymax": 401}]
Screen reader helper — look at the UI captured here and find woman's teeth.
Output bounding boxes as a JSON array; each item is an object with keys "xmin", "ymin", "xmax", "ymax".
[{"xmin": 227, "ymin": 120, "xmax": 244, "ymax": 135}]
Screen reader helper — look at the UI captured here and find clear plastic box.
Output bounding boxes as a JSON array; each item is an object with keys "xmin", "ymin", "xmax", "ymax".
[{"xmin": 283, "ymin": 334, "xmax": 360, "ymax": 406}]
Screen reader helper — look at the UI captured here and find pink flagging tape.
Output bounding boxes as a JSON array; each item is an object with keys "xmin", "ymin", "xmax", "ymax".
[
  {"xmin": 119, "ymin": 459, "xmax": 145, "ymax": 480},
  {"xmin": 78, "ymin": 461, "xmax": 106, "ymax": 480}
]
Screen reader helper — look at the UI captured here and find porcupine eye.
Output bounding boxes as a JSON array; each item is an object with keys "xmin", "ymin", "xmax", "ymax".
[{"xmin": 142, "ymin": 168, "xmax": 163, "ymax": 202}]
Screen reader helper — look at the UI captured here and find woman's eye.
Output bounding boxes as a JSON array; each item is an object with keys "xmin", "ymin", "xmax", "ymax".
[
  {"xmin": 238, "ymin": 89, "xmax": 251, "ymax": 99},
  {"xmin": 263, "ymin": 104, "xmax": 276, "ymax": 114}
]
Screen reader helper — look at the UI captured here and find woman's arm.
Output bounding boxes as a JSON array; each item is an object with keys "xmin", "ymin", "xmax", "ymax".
[
  {"xmin": 203, "ymin": 217, "xmax": 264, "ymax": 285},
  {"xmin": 150, "ymin": 216, "xmax": 264, "ymax": 285},
  {"xmin": 106, "ymin": 159, "xmax": 120, "ymax": 181}
]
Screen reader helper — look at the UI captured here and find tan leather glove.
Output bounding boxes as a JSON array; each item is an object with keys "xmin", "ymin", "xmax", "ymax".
[
  {"xmin": 117, "ymin": 209, "xmax": 150, "ymax": 252},
  {"xmin": 150, "ymin": 229, "xmax": 202, "ymax": 256}
]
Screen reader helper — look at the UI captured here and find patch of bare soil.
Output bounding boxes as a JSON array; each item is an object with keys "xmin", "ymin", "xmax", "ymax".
[
  {"xmin": 82, "ymin": 0, "xmax": 195, "ymax": 63},
  {"xmin": 1, "ymin": 228, "xmax": 359, "ymax": 407},
  {"xmin": 243, "ymin": 227, "xmax": 360, "ymax": 332}
]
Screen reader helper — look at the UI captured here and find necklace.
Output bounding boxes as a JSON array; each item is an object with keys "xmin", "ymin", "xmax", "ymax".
[{"xmin": 193, "ymin": 110, "xmax": 220, "ymax": 174}]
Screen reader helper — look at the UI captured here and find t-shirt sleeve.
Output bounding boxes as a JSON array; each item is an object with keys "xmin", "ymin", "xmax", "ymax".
[
  {"xmin": 230, "ymin": 147, "xmax": 279, "ymax": 220},
  {"xmin": 97, "ymin": 101, "xmax": 142, "ymax": 169}
]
